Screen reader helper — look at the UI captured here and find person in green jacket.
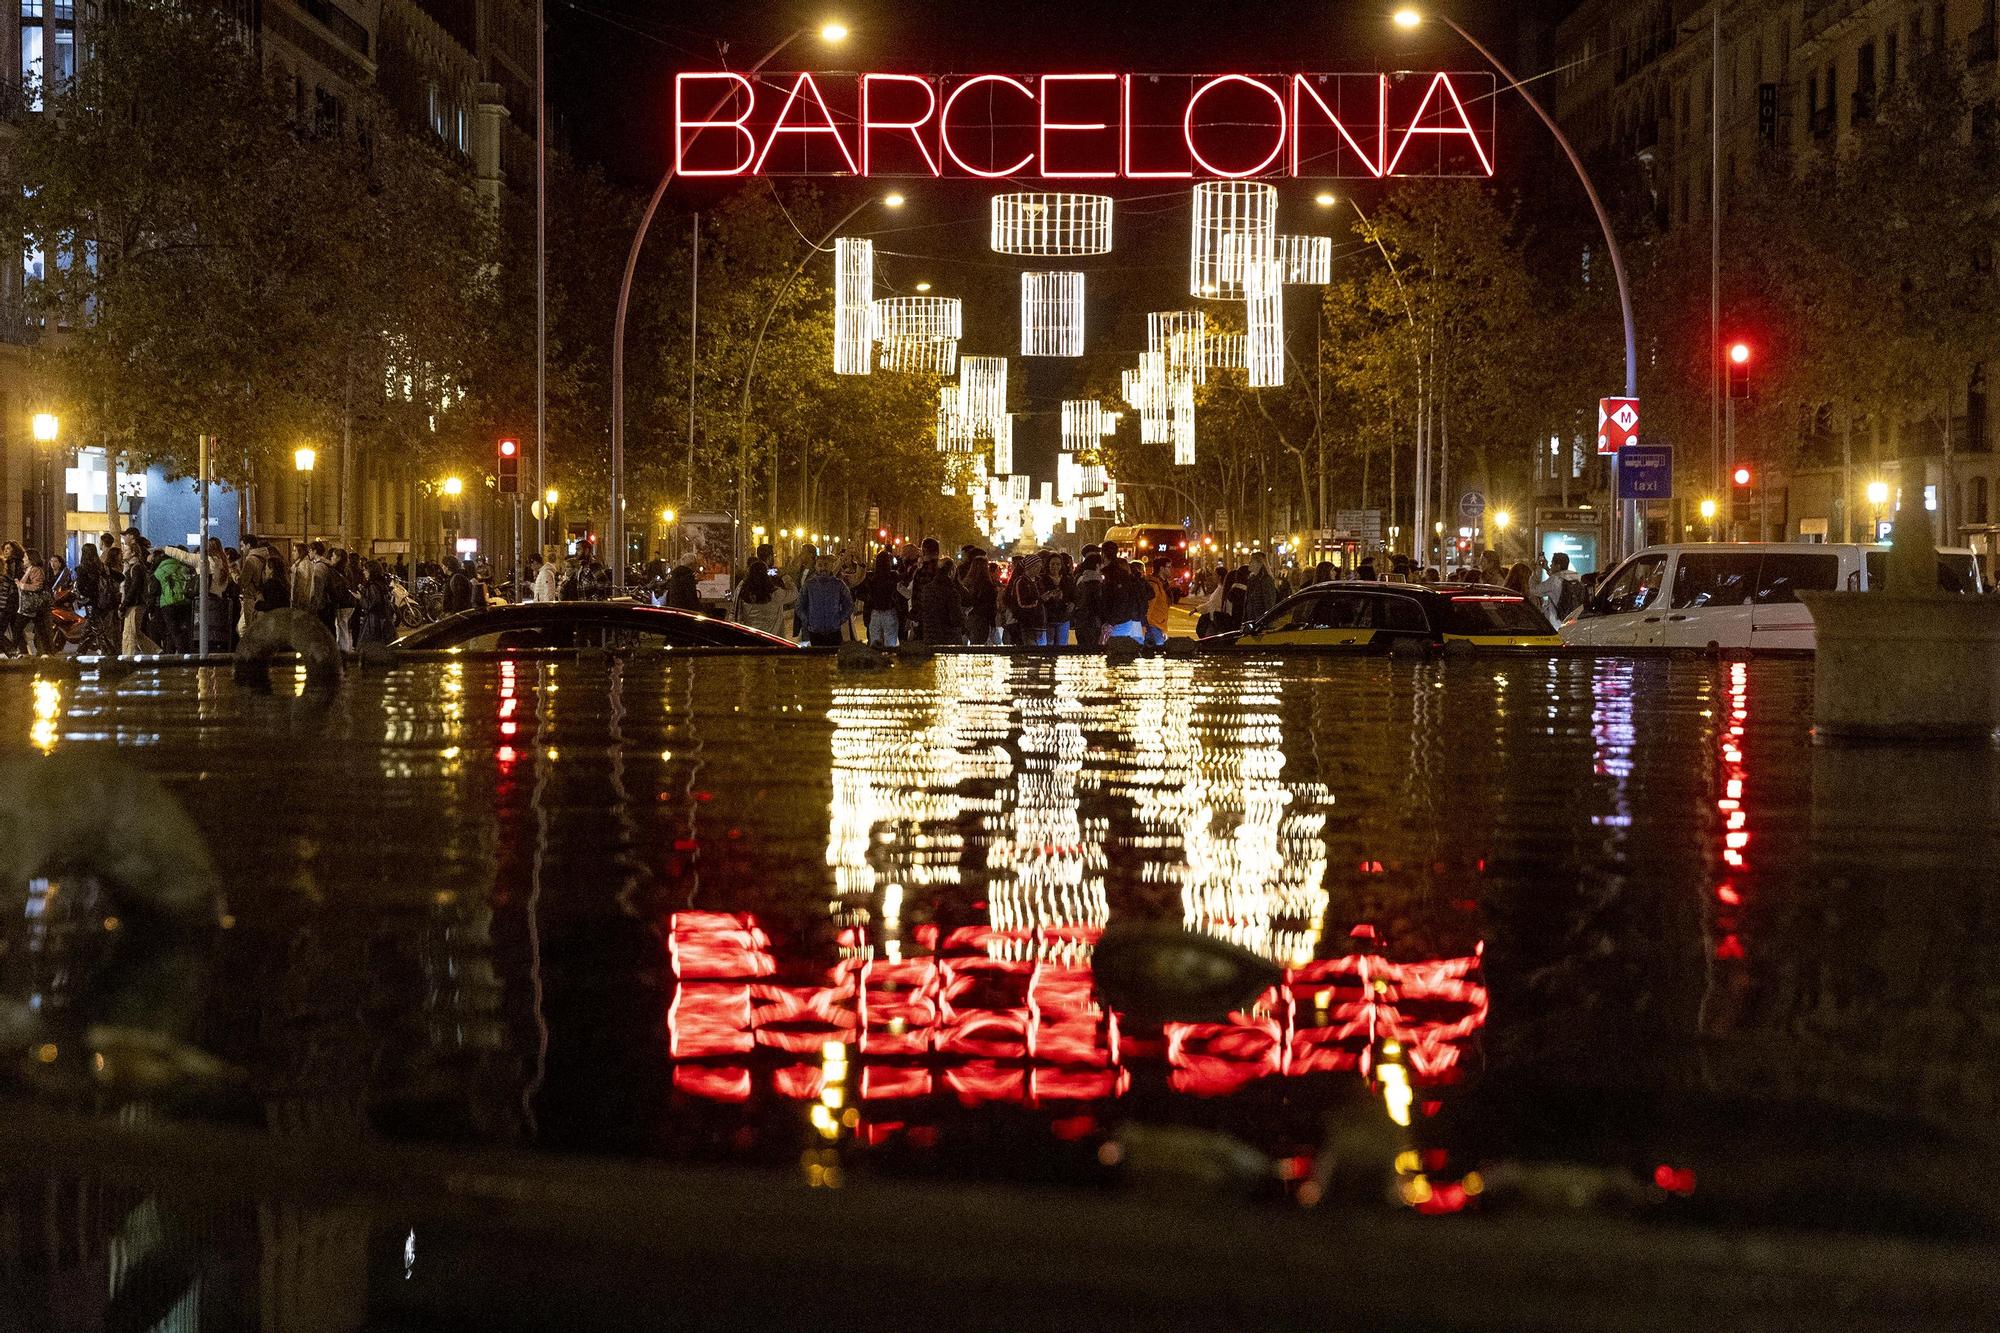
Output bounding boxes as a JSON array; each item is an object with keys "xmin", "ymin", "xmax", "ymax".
[{"xmin": 153, "ymin": 547, "xmax": 193, "ymax": 653}]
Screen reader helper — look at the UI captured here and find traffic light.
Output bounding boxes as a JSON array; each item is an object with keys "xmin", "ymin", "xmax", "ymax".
[
  {"xmin": 876, "ymin": 526, "xmax": 890, "ymax": 543},
  {"xmin": 1726, "ymin": 341, "xmax": 1752, "ymax": 399},
  {"xmin": 1732, "ymin": 465, "xmax": 1754, "ymax": 490},
  {"xmin": 497, "ymin": 437, "xmax": 520, "ymax": 493}
]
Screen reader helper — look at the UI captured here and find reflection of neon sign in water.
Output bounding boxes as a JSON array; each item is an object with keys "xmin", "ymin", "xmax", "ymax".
[{"xmin": 665, "ymin": 911, "xmax": 1485, "ymax": 1107}]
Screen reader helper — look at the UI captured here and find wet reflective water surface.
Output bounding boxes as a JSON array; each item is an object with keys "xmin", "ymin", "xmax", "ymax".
[{"xmin": 4, "ymin": 654, "xmax": 2000, "ymax": 1322}]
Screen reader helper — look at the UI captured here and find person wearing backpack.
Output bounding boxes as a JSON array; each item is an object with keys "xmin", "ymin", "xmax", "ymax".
[
  {"xmin": 236, "ymin": 535, "xmax": 288, "ymax": 637},
  {"xmin": 1532, "ymin": 552, "xmax": 1584, "ymax": 624}
]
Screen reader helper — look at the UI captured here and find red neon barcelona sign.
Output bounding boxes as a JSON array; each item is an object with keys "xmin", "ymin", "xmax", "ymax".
[{"xmin": 674, "ymin": 70, "xmax": 1497, "ymax": 179}]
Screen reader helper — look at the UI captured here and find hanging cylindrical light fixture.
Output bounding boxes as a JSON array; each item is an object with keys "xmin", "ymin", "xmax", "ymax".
[
  {"xmin": 871, "ymin": 295, "xmax": 962, "ymax": 341},
  {"xmin": 1128, "ymin": 352, "xmax": 1172, "ymax": 444},
  {"xmin": 936, "ymin": 384, "xmax": 975, "ymax": 452},
  {"xmin": 1170, "ymin": 376, "xmax": 1196, "ymax": 466},
  {"xmin": 1203, "ymin": 331, "xmax": 1248, "ymax": 370},
  {"xmin": 958, "ymin": 356, "xmax": 1009, "ymax": 437},
  {"xmin": 1190, "ymin": 181, "xmax": 1277, "ymax": 299},
  {"xmin": 1275, "ymin": 234, "xmax": 1334, "ymax": 285},
  {"xmin": 1060, "ymin": 399, "xmax": 1103, "ymax": 451},
  {"xmin": 834, "ymin": 237, "xmax": 874, "ymax": 375},
  {"xmin": 1148, "ymin": 310, "xmax": 1207, "ymax": 386},
  {"xmin": 992, "ymin": 413, "xmax": 1016, "ymax": 474},
  {"xmin": 879, "ymin": 336, "xmax": 958, "ymax": 374},
  {"xmin": 1021, "ymin": 271, "xmax": 1086, "ymax": 357},
  {"xmin": 991, "ymin": 193, "xmax": 1114, "ymax": 255},
  {"xmin": 1244, "ymin": 259, "xmax": 1285, "ymax": 389}
]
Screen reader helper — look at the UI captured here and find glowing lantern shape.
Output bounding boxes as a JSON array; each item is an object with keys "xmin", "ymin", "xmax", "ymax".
[
  {"xmin": 1149, "ymin": 311, "xmax": 1207, "ymax": 386},
  {"xmin": 1191, "ymin": 181, "xmax": 1277, "ymax": 299},
  {"xmin": 1021, "ymin": 271, "xmax": 1086, "ymax": 357},
  {"xmin": 992, "ymin": 413, "xmax": 1016, "ymax": 474},
  {"xmin": 958, "ymin": 356, "xmax": 1009, "ymax": 437},
  {"xmin": 1171, "ymin": 375, "xmax": 1197, "ymax": 465},
  {"xmin": 879, "ymin": 336, "xmax": 958, "ymax": 374},
  {"xmin": 936, "ymin": 384, "xmax": 975, "ymax": 452},
  {"xmin": 991, "ymin": 193, "xmax": 1114, "ymax": 255},
  {"xmin": 870, "ymin": 295, "xmax": 963, "ymax": 341},
  {"xmin": 1127, "ymin": 352, "xmax": 1172, "ymax": 444},
  {"xmin": 1275, "ymin": 234, "xmax": 1334, "ymax": 285},
  {"xmin": 834, "ymin": 237, "xmax": 873, "ymax": 375},
  {"xmin": 1244, "ymin": 260, "xmax": 1285, "ymax": 389},
  {"xmin": 1061, "ymin": 399, "xmax": 1103, "ymax": 451},
  {"xmin": 1203, "ymin": 331, "xmax": 1248, "ymax": 370},
  {"xmin": 1078, "ymin": 461, "xmax": 1108, "ymax": 498},
  {"xmin": 1101, "ymin": 410, "xmax": 1121, "ymax": 438}
]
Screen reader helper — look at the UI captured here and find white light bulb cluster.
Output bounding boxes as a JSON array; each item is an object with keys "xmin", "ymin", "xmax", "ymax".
[
  {"xmin": 1171, "ymin": 375, "xmax": 1197, "ymax": 465},
  {"xmin": 1060, "ymin": 399, "xmax": 1104, "ymax": 451},
  {"xmin": 1275, "ymin": 233, "xmax": 1334, "ymax": 285},
  {"xmin": 873, "ymin": 294, "xmax": 962, "ymax": 374},
  {"xmin": 1149, "ymin": 310, "xmax": 1207, "ymax": 387},
  {"xmin": 1190, "ymin": 181, "xmax": 1277, "ymax": 300},
  {"xmin": 1244, "ymin": 259, "xmax": 1285, "ymax": 389}
]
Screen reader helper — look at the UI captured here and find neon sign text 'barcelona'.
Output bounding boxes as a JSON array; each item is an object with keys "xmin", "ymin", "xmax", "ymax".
[{"xmin": 674, "ymin": 71, "xmax": 1497, "ymax": 179}]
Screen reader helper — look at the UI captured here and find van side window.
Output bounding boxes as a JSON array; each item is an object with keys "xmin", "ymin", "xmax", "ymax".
[
  {"xmin": 1669, "ymin": 553, "xmax": 1758, "ymax": 608},
  {"xmin": 1373, "ymin": 594, "xmax": 1430, "ymax": 632},
  {"xmin": 1597, "ymin": 554, "xmax": 1667, "ymax": 614},
  {"xmin": 1754, "ymin": 553, "xmax": 1839, "ymax": 603}
]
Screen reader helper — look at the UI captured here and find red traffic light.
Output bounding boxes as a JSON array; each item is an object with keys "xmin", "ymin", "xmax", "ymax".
[
  {"xmin": 876, "ymin": 527, "xmax": 889, "ymax": 541},
  {"xmin": 1732, "ymin": 466, "xmax": 1753, "ymax": 487},
  {"xmin": 498, "ymin": 437, "xmax": 518, "ymax": 457},
  {"xmin": 496, "ymin": 437, "xmax": 520, "ymax": 493},
  {"xmin": 1727, "ymin": 341, "xmax": 1751, "ymax": 365}
]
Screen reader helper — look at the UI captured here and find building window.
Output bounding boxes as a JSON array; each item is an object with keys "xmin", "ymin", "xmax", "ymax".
[
  {"xmin": 1887, "ymin": 29, "xmax": 1899, "ymax": 84},
  {"xmin": 1971, "ymin": 477, "xmax": 1991, "ymax": 524},
  {"xmin": 21, "ymin": 0, "xmax": 42, "ymax": 110},
  {"xmin": 50, "ymin": 0, "xmax": 71, "ymax": 86}
]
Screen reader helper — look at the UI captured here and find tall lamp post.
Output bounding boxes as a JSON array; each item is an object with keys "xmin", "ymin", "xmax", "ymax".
[
  {"xmin": 608, "ymin": 19, "xmax": 851, "ymax": 592},
  {"xmin": 1866, "ymin": 480, "xmax": 1890, "ymax": 541},
  {"xmin": 31, "ymin": 411, "xmax": 58, "ymax": 556},
  {"xmin": 1393, "ymin": 8, "xmax": 1640, "ymax": 563},
  {"xmin": 734, "ymin": 191, "xmax": 903, "ymax": 571},
  {"xmin": 441, "ymin": 475, "xmax": 465, "ymax": 564},
  {"xmin": 294, "ymin": 446, "xmax": 316, "ymax": 549}
]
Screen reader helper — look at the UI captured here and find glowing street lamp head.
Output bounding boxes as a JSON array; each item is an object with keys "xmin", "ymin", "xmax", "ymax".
[
  {"xmin": 1493, "ymin": 509, "xmax": 1511, "ymax": 530},
  {"xmin": 293, "ymin": 445, "xmax": 316, "ymax": 473},
  {"xmin": 544, "ymin": 486, "xmax": 560, "ymax": 507},
  {"xmin": 1314, "ymin": 191, "xmax": 1337, "ymax": 207},
  {"xmin": 441, "ymin": 475, "xmax": 464, "ymax": 498},
  {"xmin": 1699, "ymin": 498, "xmax": 1718, "ymax": 520},
  {"xmin": 818, "ymin": 19, "xmax": 849, "ymax": 43},
  {"xmin": 661, "ymin": 507, "xmax": 677, "ymax": 525},
  {"xmin": 914, "ymin": 281, "xmax": 932, "ymax": 292},
  {"xmin": 1866, "ymin": 480, "xmax": 1890, "ymax": 506},
  {"xmin": 1392, "ymin": 8, "xmax": 1424, "ymax": 29},
  {"xmin": 883, "ymin": 192, "xmax": 906, "ymax": 208},
  {"xmin": 30, "ymin": 411, "xmax": 58, "ymax": 442}
]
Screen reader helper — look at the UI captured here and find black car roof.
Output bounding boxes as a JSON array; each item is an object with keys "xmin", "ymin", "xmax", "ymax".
[{"xmin": 396, "ymin": 600, "xmax": 794, "ymax": 647}]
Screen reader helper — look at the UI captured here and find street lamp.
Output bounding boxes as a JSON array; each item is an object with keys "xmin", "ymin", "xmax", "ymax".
[
  {"xmin": 1699, "ymin": 497, "xmax": 1719, "ymax": 540},
  {"xmin": 440, "ymin": 474, "xmax": 465, "ymax": 564},
  {"xmin": 1492, "ymin": 509, "xmax": 1511, "ymax": 554},
  {"xmin": 1394, "ymin": 6, "xmax": 1638, "ymax": 562},
  {"xmin": 31, "ymin": 412, "xmax": 58, "ymax": 553},
  {"xmin": 294, "ymin": 446, "xmax": 316, "ymax": 547},
  {"xmin": 609, "ymin": 20, "xmax": 854, "ymax": 593},
  {"xmin": 1866, "ymin": 480, "xmax": 1890, "ymax": 539}
]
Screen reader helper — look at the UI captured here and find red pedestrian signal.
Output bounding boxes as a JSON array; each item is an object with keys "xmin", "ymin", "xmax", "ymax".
[
  {"xmin": 1726, "ymin": 341, "xmax": 1752, "ymax": 399},
  {"xmin": 497, "ymin": 437, "xmax": 520, "ymax": 493}
]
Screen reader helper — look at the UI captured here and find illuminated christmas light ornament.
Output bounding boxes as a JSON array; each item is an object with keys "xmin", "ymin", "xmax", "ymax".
[
  {"xmin": 992, "ymin": 412, "xmax": 1015, "ymax": 473},
  {"xmin": 1101, "ymin": 410, "xmax": 1121, "ymax": 438},
  {"xmin": 833, "ymin": 237, "xmax": 873, "ymax": 375},
  {"xmin": 1149, "ymin": 310, "xmax": 1207, "ymax": 386},
  {"xmin": 870, "ymin": 295, "xmax": 962, "ymax": 341},
  {"xmin": 1021, "ymin": 271, "xmax": 1086, "ymax": 357},
  {"xmin": 958, "ymin": 356, "xmax": 1009, "ymax": 437},
  {"xmin": 1126, "ymin": 352, "xmax": 1171, "ymax": 444},
  {"xmin": 1191, "ymin": 181, "xmax": 1277, "ymax": 299},
  {"xmin": 1171, "ymin": 375, "xmax": 1197, "ymax": 465},
  {"xmin": 1244, "ymin": 259, "xmax": 1285, "ymax": 388},
  {"xmin": 990, "ymin": 192, "xmax": 1114, "ymax": 256},
  {"xmin": 879, "ymin": 336, "xmax": 958, "ymax": 374},
  {"xmin": 1061, "ymin": 399, "xmax": 1103, "ymax": 450},
  {"xmin": 1203, "ymin": 331, "xmax": 1247, "ymax": 370},
  {"xmin": 1275, "ymin": 233, "xmax": 1334, "ymax": 285},
  {"xmin": 936, "ymin": 384, "xmax": 974, "ymax": 452},
  {"xmin": 1078, "ymin": 460, "xmax": 1108, "ymax": 497}
]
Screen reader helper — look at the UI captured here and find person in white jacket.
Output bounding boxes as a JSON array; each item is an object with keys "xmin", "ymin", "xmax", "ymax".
[{"xmin": 532, "ymin": 553, "xmax": 561, "ymax": 603}]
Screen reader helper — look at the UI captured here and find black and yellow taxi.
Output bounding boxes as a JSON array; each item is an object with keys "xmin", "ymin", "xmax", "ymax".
[{"xmin": 1205, "ymin": 581, "xmax": 1561, "ymax": 650}]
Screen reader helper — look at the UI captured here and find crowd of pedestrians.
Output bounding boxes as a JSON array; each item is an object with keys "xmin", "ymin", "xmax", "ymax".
[{"xmin": 1, "ymin": 529, "xmax": 431, "ymax": 658}]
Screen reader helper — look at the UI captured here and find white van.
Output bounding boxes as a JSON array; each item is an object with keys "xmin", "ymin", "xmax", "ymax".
[{"xmin": 1558, "ymin": 543, "xmax": 1987, "ymax": 651}]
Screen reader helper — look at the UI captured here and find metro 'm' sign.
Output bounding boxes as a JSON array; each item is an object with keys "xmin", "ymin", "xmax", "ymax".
[{"xmin": 675, "ymin": 71, "xmax": 1497, "ymax": 179}]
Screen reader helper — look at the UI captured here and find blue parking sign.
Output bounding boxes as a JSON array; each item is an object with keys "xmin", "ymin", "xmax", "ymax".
[{"xmin": 1617, "ymin": 444, "xmax": 1673, "ymax": 500}]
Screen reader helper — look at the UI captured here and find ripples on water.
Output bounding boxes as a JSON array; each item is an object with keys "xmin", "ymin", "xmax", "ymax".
[{"xmin": 4, "ymin": 654, "xmax": 1999, "ymax": 1211}]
